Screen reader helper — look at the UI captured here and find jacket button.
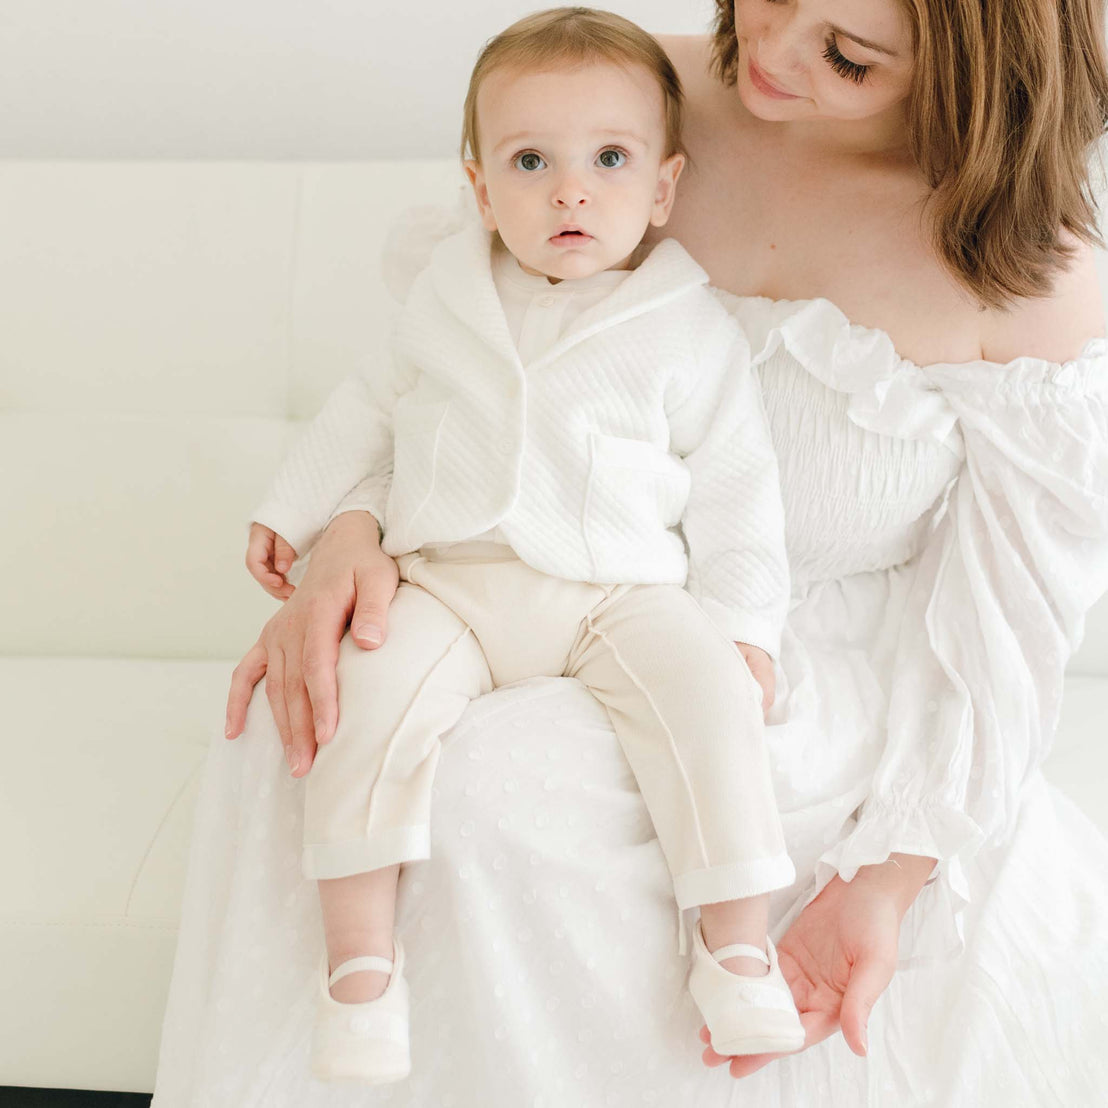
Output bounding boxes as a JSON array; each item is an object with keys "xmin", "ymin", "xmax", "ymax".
[{"xmin": 537, "ymin": 295, "xmax": 557, "ymax": 308}]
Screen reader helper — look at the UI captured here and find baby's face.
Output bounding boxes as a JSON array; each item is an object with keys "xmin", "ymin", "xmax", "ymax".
[{"xmin": 464, "ymin": 62, "xmax": 684, "ymax": 282}]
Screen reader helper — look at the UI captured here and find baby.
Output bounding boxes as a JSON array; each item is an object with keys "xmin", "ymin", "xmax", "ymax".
[{"xmin": 248, "ymin": 7, "xmax": 804, "ymax": 1085}]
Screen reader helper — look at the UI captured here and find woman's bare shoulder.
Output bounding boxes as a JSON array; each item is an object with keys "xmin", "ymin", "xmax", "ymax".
[
  {"xmin": 655, "ymin": 34, "xmax": 723, "ymax": 105},
  {"xmin": 979, "ymin": 238, "xmax": 1106, "ymax": 364}
]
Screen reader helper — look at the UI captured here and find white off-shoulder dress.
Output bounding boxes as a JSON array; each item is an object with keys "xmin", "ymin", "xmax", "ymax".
[{"xmin": 152, "ymin": 290, "xmax": 1108, "ymax": 1108}]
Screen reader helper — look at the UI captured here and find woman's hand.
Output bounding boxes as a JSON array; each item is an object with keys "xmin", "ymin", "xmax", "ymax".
[
  {"xmin": 700, "ymin": 853, "xmax": 937, "ymax": 1078},
  {"xmin": 224, "ymin": 511, "xmax": 399, "ymax": 776},
  {"xmin": 245, "ymin": 522, "xmax": 299, "ymax": 600}
]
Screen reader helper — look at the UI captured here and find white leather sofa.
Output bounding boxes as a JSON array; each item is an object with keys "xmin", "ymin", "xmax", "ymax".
[{"xmin": 2, "ymin": 161, "xmax": 1106, "ymax": 1095}]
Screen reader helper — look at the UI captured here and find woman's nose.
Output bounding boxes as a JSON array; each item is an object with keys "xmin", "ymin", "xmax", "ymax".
[{"xmin": 751, "ymin": 4, "xmax": 803, "ymax": 74}]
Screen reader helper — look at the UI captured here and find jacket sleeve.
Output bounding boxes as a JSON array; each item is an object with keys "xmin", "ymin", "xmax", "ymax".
[
  {"xmin": 816, "ymin": 344, "xmax": 1108, "ymax": 961},
  {"xmin": 670, "ymin": 307, "xmax": 790, "ymax": 658},
  {"xmin": 251, "ymin": 339, "xmax": 417, "ymax": 556}
]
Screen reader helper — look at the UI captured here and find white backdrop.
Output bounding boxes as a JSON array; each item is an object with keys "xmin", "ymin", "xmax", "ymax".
[{"xmin": 0, "ymin": 0, "xmax": 713, "ymax": 159}]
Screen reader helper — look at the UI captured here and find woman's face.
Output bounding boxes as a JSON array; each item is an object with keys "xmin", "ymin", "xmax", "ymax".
[{"xmin": 732, "ymin": 0, "xmax": 915, "ymax": 124}]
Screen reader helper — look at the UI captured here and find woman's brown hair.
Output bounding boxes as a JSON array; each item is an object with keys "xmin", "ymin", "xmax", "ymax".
[
  {"xmin": 710, "ymin": 0, "xmax": 1108, "ymax": 308},
  {"xmin": 462, "ymin": 7, "xmax": 685, "ymax": 164}
]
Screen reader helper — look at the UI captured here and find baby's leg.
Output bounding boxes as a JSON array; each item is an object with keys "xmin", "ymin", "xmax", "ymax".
[
  {"xmin": 318, "ymin": 865, "xmax": 400, "ymax": 1002},
  {"xmin": 567, "ymin": 583, "xmax": 793, "ymax": 917},
  {"xmin": 568, "ymin": 584, "xmax": 802, "ymax": 1052},
  {"xmin": 305, "ymin": 579, "xmax": 492, "ymax": 1003}
]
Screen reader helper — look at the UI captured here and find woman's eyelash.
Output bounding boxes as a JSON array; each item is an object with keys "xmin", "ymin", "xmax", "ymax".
[{"xmin": 822, "ymin": 38, "xmax": 870, "ymax": 84}]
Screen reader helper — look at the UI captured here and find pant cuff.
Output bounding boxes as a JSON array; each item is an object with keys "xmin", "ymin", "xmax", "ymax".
[
  {"xmin": 302, "ymin": 824, "xmax": 431, "ymax": 880},
  {"xmin": 673, "ymin": 853, "xmax": 797, "ymax": 909}
]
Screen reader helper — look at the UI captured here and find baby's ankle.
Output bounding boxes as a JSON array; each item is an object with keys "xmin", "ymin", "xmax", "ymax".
[
  {"xmin": 698, "ymin": 894, "xmax": 771, "ymax": 978},
  {"xmin": 326, "ymin": 938, "xmax": 396, "ymax": 1004},
  {"xmin": 329, "ymin": 967, "xmax": 391, "ymax": 1004}
]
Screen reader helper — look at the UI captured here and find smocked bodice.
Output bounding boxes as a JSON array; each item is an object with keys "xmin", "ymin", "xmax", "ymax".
[
  {"xmin": 756, "ymin": 349, "xmax": 960, "ymax": 586},
  {"xmin": 720, "ymin": 293, "xmax": 1106, "ymax": 589}
]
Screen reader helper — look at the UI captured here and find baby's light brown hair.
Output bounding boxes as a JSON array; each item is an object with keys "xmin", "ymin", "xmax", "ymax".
[{"xmin": 462, "ymin": 7, "xmax": 685, "ymax": 164}]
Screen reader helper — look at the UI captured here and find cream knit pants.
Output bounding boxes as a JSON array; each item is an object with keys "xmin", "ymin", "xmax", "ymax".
[{"xmin": 303, "ymin": 544, "xmax": 794, "ymax": 909}]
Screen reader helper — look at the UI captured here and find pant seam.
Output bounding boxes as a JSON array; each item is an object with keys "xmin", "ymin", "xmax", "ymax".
[
  {"xmin": 582, "ymin": 607, "xmax": 713, "ymax": 871},
  {"xmin": 364, "ymin": 620, "xmax": 483, "ymax": 836}
]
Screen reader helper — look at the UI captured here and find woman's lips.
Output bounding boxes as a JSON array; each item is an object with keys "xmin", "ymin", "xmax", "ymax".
[{"xmin": 748, "ymin": 58, "xmax": 800, "ymax": 100}]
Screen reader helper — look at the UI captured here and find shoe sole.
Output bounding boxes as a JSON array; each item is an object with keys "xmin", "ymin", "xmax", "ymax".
[
  {"xmin": 710, "ymin": 1032, "xmax": 806, "ymax": 1057},
  {"xmin": 310, "ymin": 1062, "xmax": 411, "ymax": 1085}
]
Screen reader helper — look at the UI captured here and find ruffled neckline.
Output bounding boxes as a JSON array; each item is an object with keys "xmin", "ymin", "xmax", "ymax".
[{"xmin": 719, "ymin": 291, "xmax": 1107, "ymax": 446}]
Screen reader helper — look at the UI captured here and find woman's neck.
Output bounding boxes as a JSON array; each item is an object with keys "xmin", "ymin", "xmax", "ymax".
[{"xmin": 731, "ymin": 89, "xmax": 913, "ymax": 162}]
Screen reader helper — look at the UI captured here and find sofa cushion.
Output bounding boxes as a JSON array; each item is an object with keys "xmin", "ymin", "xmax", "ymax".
[
  {"xmin": 0, "ymin": 656, "xmax": 229, "ymax": 1092},
  {"xmin": 0, "ymin": 411, "xmax": 285, "ymax": 658}
]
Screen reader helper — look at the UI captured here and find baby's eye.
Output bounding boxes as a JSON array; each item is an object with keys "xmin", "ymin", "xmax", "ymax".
[
  {"xmin": 513, "ymin": 151, "xmax": 546, "ymax": 172},
  {"xmin": 596, "ymin": 148, "xmax": 627, "ymax": 169}
]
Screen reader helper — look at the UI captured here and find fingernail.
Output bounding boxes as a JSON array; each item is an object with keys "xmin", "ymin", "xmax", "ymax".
[
  {"xmin": 315, "ymin": 718, "xmax": 328, "ymax": 742},
  {"xmin": 224, "ymin": 720, "xmax": 233, "ymax": 738},
  {"xmin": 860, "ymin": 1030, "xmax": 868, "ymax": 1055},
  {"xmin": 353, "ymin": 624, "xmax": 383, "ymax": 645},
  {"xmin": 285, "ymin": 747, "xmax": 299, "ymax": 774},
  {"xmin": 276, "ymin": 559, "xmax": 290, "ymax": 572}
]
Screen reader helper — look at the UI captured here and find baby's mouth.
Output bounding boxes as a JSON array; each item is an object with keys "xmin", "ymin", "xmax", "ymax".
[{"xmin": 550, "ymin": 229, "xmax": 592, "ymax": 244}]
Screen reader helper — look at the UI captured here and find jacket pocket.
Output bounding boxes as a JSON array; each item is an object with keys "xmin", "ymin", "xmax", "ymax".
[
  {"xmin": 584, "ymin": 432, "xmax": 690, "ymax": 575},
  {"xmin": 387, "ymin": 399, "xmax": 450, "ymax": 541}
]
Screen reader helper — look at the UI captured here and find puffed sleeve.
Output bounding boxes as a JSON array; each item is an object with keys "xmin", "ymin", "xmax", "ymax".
[{"xmin": 816, "ymin": 341, "xmax": 1108, "ymax": 961}]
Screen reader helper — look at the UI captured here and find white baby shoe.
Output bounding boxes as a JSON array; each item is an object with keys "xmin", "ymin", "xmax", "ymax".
[
  {"xmin": 310, "ymin": 941, "xmax": 411, "ymax": 1084},
  {"xmin": 688, "ymin": 922, "xmax": 805, "ymax": 1057}
]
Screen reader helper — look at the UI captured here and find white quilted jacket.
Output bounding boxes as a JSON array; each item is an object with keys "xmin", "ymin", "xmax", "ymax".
[{"xmin": 254, "ymin": 218, "xmax": 789, "ymax": 655}]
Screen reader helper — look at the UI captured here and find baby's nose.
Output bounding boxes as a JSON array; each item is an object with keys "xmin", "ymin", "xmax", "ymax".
[{"xmin": 552, "ymin": 175, "xmax": 589, "ymax": 206}]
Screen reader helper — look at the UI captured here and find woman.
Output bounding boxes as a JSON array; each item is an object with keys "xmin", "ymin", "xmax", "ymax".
[{"xmin": 154, "ymin": 0, "xmax": 1108, "ymax": 1104}]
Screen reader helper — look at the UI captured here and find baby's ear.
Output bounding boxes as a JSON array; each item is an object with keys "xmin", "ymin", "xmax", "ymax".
[
  {"xmin": 463, "ymin": 160, "xmax": 498, "ymax": 232},
  {"xmin": 649, "ymin": 153, "xmax": 686, "ymax": 228}
]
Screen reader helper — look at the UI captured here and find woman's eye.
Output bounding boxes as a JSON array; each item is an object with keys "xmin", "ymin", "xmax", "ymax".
[
  {"xmin": 822, "ymin": 38, "xmax": 871, "ymax": 84},
  {"xmin": 596, "ymin": 148, "xmax": 627, "ymax": 169},
  {"xmin": 513, "ymin": 151, "xmax": 546, "ymax": 172}
]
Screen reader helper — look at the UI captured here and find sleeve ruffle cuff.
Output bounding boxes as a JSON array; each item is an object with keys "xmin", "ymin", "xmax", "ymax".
[{"xmin": 811, "ymin": 798, "xmax": 984, "ymax": 968}]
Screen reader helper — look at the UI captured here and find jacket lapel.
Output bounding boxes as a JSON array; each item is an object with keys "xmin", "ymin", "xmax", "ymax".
[
  {"xmin": 421, "ymin": 222, "xmax": 709, "ymax": 373},
  {"xmin": 528, "ymin": 238, "xmax": 709, "ymax": 371},
  {"xmin": 427, "ymin": 217, "xmax": 521, "ymax": 370}
]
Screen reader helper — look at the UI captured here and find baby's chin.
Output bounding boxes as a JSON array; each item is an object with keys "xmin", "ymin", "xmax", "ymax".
[{"xmin": 518, "ymin": 248, "xmax": 631, "ymax": 284}]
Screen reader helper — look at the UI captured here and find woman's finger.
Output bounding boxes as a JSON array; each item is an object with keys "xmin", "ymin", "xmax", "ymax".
[
  {"xmin": 350, "ymin": 564, "xmax": 395, "ymax": 648},
  {"xmin": 698, "ymin": 1026, "xmax": 732, "ymax": 1068},
  {"xmin": 726, "ymin": 1051, "xmax": 784, "ymax": 1079},
  {"xmin": 263, "ymin": 646, "xmax": 296, "ymax": 770},
  {"xmin": 282, "ymin": 644, "xmax": 318, "ymax": 777},
  {"xmin": 302, "ymin": 613, "xmax": 345, "ymax": 746},
  {"xmin": 839, "ymin": 951, "xmax": 895, "ymax": 1057},
  {"xmin": 721, "ymin": 1009, "xmax": 834, "ymax": 1079},
  {"xmin": 225, "ymin": 642, "xmax": 267, "ymax": 738}
]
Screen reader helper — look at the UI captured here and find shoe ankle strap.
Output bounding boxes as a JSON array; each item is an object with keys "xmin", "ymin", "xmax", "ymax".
[
  {"xmin": 711, "ymin": 943, "xmax": 769, "ymax": 967},
  {"xmin": 328, "ymin": 955, "xmax": 394, "ymax": 987}
]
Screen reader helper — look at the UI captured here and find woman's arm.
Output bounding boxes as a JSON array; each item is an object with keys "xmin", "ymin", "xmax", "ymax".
[
  {"xmin": 709, "ymin": 251, "xmax": 1108, "ymax": 1078},
  {"xmin": 224, "ymin": 509, "xmax": 399, "ymax": 776}
]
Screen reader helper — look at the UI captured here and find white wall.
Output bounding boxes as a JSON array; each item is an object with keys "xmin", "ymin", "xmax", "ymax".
[{"xmin": 0, "ymin": 0, "xmax": 713, "ymax": 159}]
